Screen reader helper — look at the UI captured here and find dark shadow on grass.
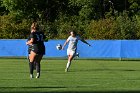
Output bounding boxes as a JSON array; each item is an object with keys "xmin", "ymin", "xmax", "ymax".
[
  {"xmin": 71, "ymin": 69, "xmax": 139, "ymax": 72},
  {"xmin": 0, "ymin": 87, "xmax": 140, "ymax": 93},
  {"xmin": 0, "ymin": 86, "xmax": 66, "ymax": 89},
  {"xmin": 1, "ymin": 91, "xmax": 140, "ymax": 93},
  {"xmin": 1, "ymin": 87, "xmax": 140, "ymax": 93}
]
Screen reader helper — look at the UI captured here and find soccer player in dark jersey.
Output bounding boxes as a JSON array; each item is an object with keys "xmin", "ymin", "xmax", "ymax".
[
  {"xmin": 26, "ymin": 22, "xmax": 46, "ymax": 78},
  {"xmin": 27, "ymin": 36, "xmax": 35, "ymax": 69}
]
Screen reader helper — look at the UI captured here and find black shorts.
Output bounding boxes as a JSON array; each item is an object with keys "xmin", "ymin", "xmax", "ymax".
[
  {"xmin": 28, "ymin": 44, "xmax": 45, "ymax": 55},
  {"xmin": 28, "ymin": 45, "xmax": 32, "ymax": 54}
]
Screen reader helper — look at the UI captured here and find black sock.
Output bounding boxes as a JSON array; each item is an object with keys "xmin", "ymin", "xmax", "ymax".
[
  {"xmin": 36, "ymin": 62, "xmax": 40, "ymax": 73},
  {"xmin": 33, "ymin": 62, "xmax": 36, "ymax": 70},
  {"xmin": 29, "ymin": 62, "xmax": 34, "ymax": 74}
]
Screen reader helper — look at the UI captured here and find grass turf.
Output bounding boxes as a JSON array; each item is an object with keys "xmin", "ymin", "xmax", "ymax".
[{"xmin": 0, "ymin": 58, "xmax": 140, "ymax": 93}]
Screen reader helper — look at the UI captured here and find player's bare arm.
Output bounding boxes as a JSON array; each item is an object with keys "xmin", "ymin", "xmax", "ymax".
[
  {"xmin": 81, "ymin": 38, "xmax": 91, "ymax": 46},
  {"xmin": 26, "ymin": 38, "xmax": 34, "ymax": 45},
  {"xmin": 62, "ymin": 39, "xmax": 69, "ymax": 50}
]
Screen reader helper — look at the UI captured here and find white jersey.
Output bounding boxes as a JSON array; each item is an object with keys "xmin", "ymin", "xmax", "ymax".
[{"xmin": 67, "ymin": 36, "xmax": 81, "ymax": 51}]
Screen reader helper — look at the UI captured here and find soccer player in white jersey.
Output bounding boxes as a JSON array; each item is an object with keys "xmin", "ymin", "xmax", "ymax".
[{"xmin": 62, "ymin": 31, "xmax": 91, "ymax": 72}]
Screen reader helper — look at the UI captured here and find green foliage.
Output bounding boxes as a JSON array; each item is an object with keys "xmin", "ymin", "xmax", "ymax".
[
  {"xmin": 69, "ymin": 0, "xmax": 103, "ymax": 20},
  {"xmin": 135, "ymin": 15, "xmax": 140, "ymax": 38},
  {"xmin": 86, "ymin": 14, "xmax": 139, "ymax": 40},
  {"xmin": 0, "ymin": 0, "xmax": 140, "ymax": 39},
  {"xmin": 0, "ymin": 14, "xmax": 30, "ymax": 39},
  {"xmin": 54, "ymin": 14, "xmax": 89, "ymax": 39},
  {"xmin": 86, "ymin": 18, "xmax": 117, "ymax": 39},
  {"xmin": 0, "ymin": 0, "xmax": 7, "ymax": 15},
  {"xmin": 115, "ymin": 13, "xmax": 138, "ymax": 39}
]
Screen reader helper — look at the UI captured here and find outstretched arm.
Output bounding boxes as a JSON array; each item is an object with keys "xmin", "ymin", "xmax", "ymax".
[
  {"xmin": 81, "ymin": 38, "xmax": 91, "ymax": 46},
  {"xmin": 62, "ymin": 39, "xmax": 69, "ymax": 50}
]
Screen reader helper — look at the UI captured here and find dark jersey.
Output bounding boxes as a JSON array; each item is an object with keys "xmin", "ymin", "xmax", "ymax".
[
  {"xmin": 29, "ymin": 31, "xmax": 46, "ymax": 45},
  {"xmin": 27, "ymin": 31, "xmax": 46, "ymax": 55}
]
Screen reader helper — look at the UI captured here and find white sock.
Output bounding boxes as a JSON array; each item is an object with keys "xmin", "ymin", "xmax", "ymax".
[{"xmin": 66, "ymin": 61, "xmax": 71, "ymax": 69}]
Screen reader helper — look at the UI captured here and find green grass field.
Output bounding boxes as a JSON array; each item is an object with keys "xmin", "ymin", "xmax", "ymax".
[{"xmin": 0, "ymin": 58, "xmax": 140, "ymax": 93}]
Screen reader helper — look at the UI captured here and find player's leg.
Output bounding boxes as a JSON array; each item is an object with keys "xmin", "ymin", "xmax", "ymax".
[
  {"xmin": 29, "ymin": 51, "xmax": 37, "ymax": 78},
  {"xmin": 65, "ymin": 50, "xmax": 75, "ymax": 72},
  {"xmin": 27, "ymin": 46, "xmax": 31, "ymax": 63},
  {"xmin": 35, "ymin": 55, "xmax": 43, "ymax": 78},
  {"xmin": 65, "ymin": 55, "xmax": 74, "ymax": 72},
  {"xmin": 33, "ymin": 56, "xmax": 37, "ymax": 70},
  {"xmin": 34, "ymin": 45, "xmax": 45, "ymax": 78}
]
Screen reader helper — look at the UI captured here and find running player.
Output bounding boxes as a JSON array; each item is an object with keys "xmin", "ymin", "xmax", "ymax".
[
  {"xmin": 26, "ymin": 22, "xmax": 46, "ymax": 78},
  {"xmin": 62, "ymin": 31, "xmax": 91, "ymax": 72}
]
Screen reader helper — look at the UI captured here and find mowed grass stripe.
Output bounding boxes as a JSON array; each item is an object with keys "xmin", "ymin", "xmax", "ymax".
[{"xmin": 0, "ymin": 59, "xmax": 140, "ymax": 92}]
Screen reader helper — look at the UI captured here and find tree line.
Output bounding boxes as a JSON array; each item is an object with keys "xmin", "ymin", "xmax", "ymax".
[{"xmin": 0, "ymin": 0, "xmax": 140, "ymax": 39}]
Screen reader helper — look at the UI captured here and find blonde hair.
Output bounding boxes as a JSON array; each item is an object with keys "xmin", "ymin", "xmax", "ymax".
[{"xmin": 31, "ymin": 22, "xmax": 39, "ymax": 31}]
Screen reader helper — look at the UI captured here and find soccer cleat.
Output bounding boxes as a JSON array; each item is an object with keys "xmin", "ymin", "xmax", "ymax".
[
  {"xmin": 76, "ymin": 53, "xmax": 79, "ymax": 58},
  {"xmin": 36, "ymin": 73, "xmax": 40, "ymax": 78},
  {"xmin": 30, "ymin": 74, "xmax": 34, "ymax": 79}
]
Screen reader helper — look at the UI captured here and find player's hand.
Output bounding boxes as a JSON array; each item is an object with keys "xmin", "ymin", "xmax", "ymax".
[
  {"xmin": 61, "ymin": 47, "xmax": 64, "ymax": 50},
  {"xmin": 88, "ymin": 44, "xmax": 91, "ymax": 47},
  {"xmin": 26, "ymin": 42, "xmax": 28, "ymax": 45},
  {"xmin": 26, "ymin": 42, "xmax": 32, "ymax": 45}
]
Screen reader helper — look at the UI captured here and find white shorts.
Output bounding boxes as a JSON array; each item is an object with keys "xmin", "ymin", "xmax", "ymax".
[{"xmin": 67, "ymin": 49, "xmax": 76, "ymax": 56}]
